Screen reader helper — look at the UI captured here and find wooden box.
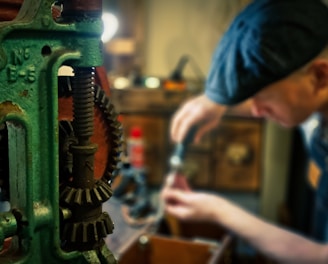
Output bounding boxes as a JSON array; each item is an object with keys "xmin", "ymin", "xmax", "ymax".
[{"xmin": 118, "ymin": 233, "xmax": 232, "ymax": 264}]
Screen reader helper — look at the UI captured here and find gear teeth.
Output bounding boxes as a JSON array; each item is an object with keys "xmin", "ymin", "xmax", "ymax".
[
  {"xmin": 98, "ymin": 179, "xmax": 113, "ymax": 196},
  {"xmin": 74, "ymin": 188, "xmax": 83, "ymax": 204},
  {"xmin": 60, "ymin": 84, "xmax": 122, "ymax": 184},
  {"xmin": 100, "ymin": 93, "xmax": 107, "ymax": 106},
  {"xmin": 107, "ymin": 113, "xmax": 117, "ymax": 122},
  {"xmin": 59, "ymin": 82, "xmax": 121, "ymax": 252},
  {"xmin": 108, "ymin": 156, "xmax": 120, "ymax": 170},
  {"xmin": 93, "ymin": 85, "xmax": 122, "ymax": 182},
  {"xmin": 112, "ymin": 136, "xmax": 122, "ymax": 148},
  {"xmin": 103, "ymin": 101, "xmax": 114, "ymax": 113},
  {"xmin": 111, "ymin": 128, "xmax": 122, "ymax": 140},
  {"xmin": 94, "ymin": 85, "xmax": 101, "ymax": 99},
  {"xmin": 111, "ymin": 140, "xmax": 121, "ymax": 150},
  {"xmin": 108, "ymin": 121, "xmax": 118, "ymax": 129},
  {"xmin": 62, "ymin": 212, "xmax": 114, "ymax": 243},
  {"xmin": 107, "ymin": 163, "xmax": 117, "ymax": 171},
  {"xmin": 60, "ymin": 180, "xmax": 113, "ymax": 206},
  {"xmin": 85, "ymin": 188, "xmax": 92, "ymax": 204},
  {"xmin": 103, "ymin": 172, "xmax": 112, "ymax": 181}
]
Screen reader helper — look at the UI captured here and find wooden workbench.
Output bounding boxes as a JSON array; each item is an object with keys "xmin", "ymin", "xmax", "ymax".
[{"xmin": 104, "ymin": 196, "xmax": 233, "ymax": 264}]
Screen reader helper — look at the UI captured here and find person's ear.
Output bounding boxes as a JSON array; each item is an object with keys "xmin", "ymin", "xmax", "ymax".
[{"xmin": 308, "ymin": 59, "xmax": 328, "ymax": 90}]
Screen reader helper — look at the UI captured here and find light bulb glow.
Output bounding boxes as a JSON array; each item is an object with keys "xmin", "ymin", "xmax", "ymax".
[{"xmin": 102, "ymin": 13, "xmax": 119, "ymax": 43}]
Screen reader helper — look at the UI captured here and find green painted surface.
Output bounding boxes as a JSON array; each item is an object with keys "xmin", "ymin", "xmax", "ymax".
[{"xmin": 0, "ymin": 1, "xmax": 116, "ymax": 263}]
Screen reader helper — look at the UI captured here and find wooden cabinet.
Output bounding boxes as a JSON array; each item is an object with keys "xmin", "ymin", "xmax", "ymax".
[
  {"xmin": 111, "ymin": 88, "xmax": 264, "ymax": 192},
  {"xmin": 183, "ymin": 117, "xmax": 263, "ymax": 191}
]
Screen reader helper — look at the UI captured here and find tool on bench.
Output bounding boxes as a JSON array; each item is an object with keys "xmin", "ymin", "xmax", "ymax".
[{"xmin": 143, "ymin": 126, "xmax": 198, "ymax": 233}]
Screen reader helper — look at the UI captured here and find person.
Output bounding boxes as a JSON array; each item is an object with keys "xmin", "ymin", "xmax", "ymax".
[{"xmin": 161, "ymin": 0, "xmax": 328, "ymax": 263}]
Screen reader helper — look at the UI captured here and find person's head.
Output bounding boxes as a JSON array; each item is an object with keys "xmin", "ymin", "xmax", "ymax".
[
  {"xmin": 250, "ymin": 47, "xmax": 328, "ymax": 127},
  {"xmin": 205, "ymin": 0, "xmax": 328, "ymax": 127}
]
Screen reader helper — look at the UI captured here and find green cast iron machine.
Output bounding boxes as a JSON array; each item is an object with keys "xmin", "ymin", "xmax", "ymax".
[{"xmin": 0, "ymin": 0, "xmax": 122, "ymax": 263}]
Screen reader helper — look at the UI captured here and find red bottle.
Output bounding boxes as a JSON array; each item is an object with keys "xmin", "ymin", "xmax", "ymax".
[{"xmin": 127, "ymin": 126, "xmax": 145, "ymax": 170}]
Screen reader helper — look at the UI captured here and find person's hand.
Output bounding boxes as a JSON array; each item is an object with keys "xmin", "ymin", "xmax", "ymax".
[
  {"xmin": 161, "ymin": 187, "xmax": 224, "ymax": 222},
  {"xmin": 171, "ymin": 94, "xmax": 226, "ymax": 143},
  {"xmin": 164, "ymin": 172, "xmax": 191, "ymax": 191}
]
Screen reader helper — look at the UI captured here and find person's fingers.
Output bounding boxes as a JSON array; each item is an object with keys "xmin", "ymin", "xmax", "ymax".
[
  {"xmin": 171, "ymin": 103, "xmax": 196, "ymax": 142},
  {"xmin": 174, "ymin": 105, "xmax": 206, "ymax": 143},
  {"xmin": 170, "ymin": 106, "xmax": 187, "ymax": 143},
  {"xmin": 164, "ymin": 172, "xmax": 176, "ymax": 187},
  {"xmin": 194, "ymin": 118, "xmax": 220, "ymax": 143},
  {"xmin": 161, "ymin": 188, "xmax": 191, "ymax": 205},
  {"xmin": 165, "ymin": 204, "xmax": 192, "ymax": 220},
  {"xmin": 173, "ymin": 175, "xmax": 191, "ymax": 191},
  {"xmin": 161, "ymin": 189, "xmax": 193, "ymax": 218},
  {"xmin": 170, "ymin": 96, "xmax": 204, "ymax": 142},
  {"xmin": 177, "ymin": 114, "xmax": 198, "ymax": 142},
  {"xmin": 171, "ymin": 97, "xmax": 195, "ymax": 132},
  {"xmin": 170, "ymin": 94, "xmax": 226, "ymax": 143}
]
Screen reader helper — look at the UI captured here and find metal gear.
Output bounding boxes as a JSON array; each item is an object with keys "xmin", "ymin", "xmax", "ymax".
[
  {"xmin": 58, "ymin": 75, "xmax": 122, "ymax": 251},
  {"xmin": 0, "ymin": 72, "xmax": 122, "ymax": 252},
  {"xmin": 62, "ymin": 211, "xmax": 114, "ymax": 244},
  {"xmin": 58, "ymin": 77, "xmax": 122, "ymax": 185}
]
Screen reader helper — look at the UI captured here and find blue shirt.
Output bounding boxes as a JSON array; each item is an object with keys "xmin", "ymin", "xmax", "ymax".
[{"xmin": 302, "ymin": 114, "xmax": 328, "ymax": 241}]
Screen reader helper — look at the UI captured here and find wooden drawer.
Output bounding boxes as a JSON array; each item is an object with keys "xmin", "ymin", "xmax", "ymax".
[
  {"xmin": 213, "ymin": 117, "xmax": 263, "ymax": 191},
  {"xmin": 111, "ymin": 88, "xmax": 192, "ymax": 114},
  {"xmin": 184, "ymin": 151, "xmax": 212, "ymax": 188}
]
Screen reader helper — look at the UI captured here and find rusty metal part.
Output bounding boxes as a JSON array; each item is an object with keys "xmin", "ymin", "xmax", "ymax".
[
  {"xmin": 93, "ymin": 85, "xmax": 122, "ymax": 182},
  {"xmin": 60, "ymin": 179, "xmax": 113, "ymax": 206},
  {"xmin": 61, "ymin": 0, "xmax": 102, "ymax": 17},
  {"xmin": 58, "ymin": 79, "xmax": 122, "ymax": 186},
  {"xmin": 62, "ymin": 211, "xmax": 114, "ymax": 248},
  {"xmin": 0, "ymin": 0, "xmax": 23, "ymax": 21},
  {"xmin": 61, "ymin": 66, "xmax": 102, "ymax": 251},
  {"xmin": 59, "ymin": 74, "xmax": 122, "ymax": 252},
  {"xmin": 72, "ymin": 67, "xmax": 96, "ymax": 145}
]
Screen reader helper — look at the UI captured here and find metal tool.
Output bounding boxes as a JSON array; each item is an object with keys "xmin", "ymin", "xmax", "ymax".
[
  {"xmin": 146, "ymin": 126, "xmax": 197, "ymax": 234},
  {"xmin": 0, "ymin": 0, "xmax": 122, "ymax": 263},
  {"xmin": 166, "ymin": 127, "xmax": 197, "ymax": 186}
]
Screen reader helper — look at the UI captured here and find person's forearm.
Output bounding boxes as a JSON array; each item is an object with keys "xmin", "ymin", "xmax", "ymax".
[
  {"xmin": 214, "ymin": 198, "xmax": 328, "ymax": 264},
  {"xmin": 225, "ymin": 99, "xmax": 254, "ymax": 117}
]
